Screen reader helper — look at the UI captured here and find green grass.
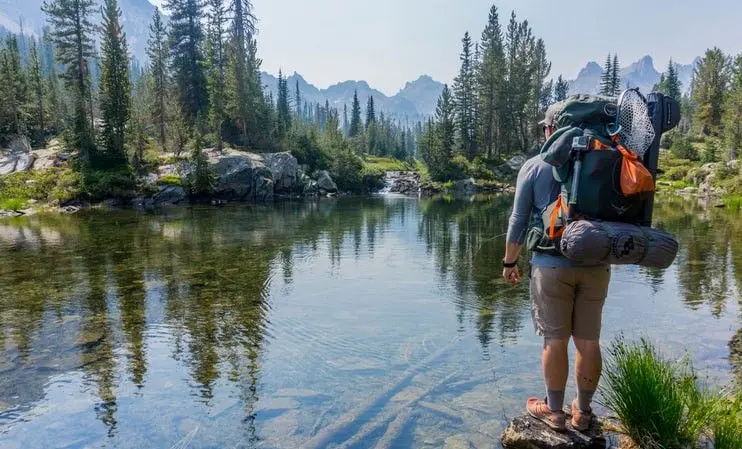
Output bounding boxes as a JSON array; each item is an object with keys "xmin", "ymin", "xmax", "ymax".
[
  {"xmin": 0, "ymin": 168, "xmax": 82, "ymax": 206},
  {"xmin": 600, "ymin": 338, "xmax": 711, "ymax": 449},
  {"xmin": 0, "ymin": 198, "xmax": 28, "ymax": 211},
  {"xmin": 723, "ymin": 195, "xmax": 742, "ymax": 211},
  {"xmin": 159, "ymin": 174, "xmax": 183, "ymax": 187},
  {"xmin": 362, "ymin": 155, "xmax": 410, "ymax": 172},
  {"xmin": 710, "ymin": 393, "xmax": 742, "ymax": 449}
]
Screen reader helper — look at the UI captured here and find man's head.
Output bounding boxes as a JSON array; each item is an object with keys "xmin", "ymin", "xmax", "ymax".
[{"xmin": 539, "ymin": 101, "xmax": 566, "ymax": 138}]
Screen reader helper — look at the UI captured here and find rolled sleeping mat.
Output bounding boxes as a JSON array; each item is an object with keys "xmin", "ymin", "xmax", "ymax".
[{"xmin": 559, "ymin": 220, "xmax": 679, "ymax": 268}]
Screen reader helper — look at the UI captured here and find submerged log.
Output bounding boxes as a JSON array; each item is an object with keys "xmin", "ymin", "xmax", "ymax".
[{"xmin": 501, "ymin": 414, "xmax": 606, "ymax": 449}]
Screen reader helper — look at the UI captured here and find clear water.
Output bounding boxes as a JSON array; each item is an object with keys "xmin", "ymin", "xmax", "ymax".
[{"xmin": 0, "ymin": 195, "xmax": 739, "ymax": 449}]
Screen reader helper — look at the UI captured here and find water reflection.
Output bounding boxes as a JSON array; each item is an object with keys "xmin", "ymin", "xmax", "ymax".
[{"xmin": 0, "ymin": 196, "xmax": 739, "ymax": 448}]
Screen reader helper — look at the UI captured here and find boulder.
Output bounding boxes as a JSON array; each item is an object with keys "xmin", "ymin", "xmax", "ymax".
[
  {"xmin": 0, "ymin": 153, "xmax": 17, "ymax": 175},
  {"xmin": 31, "ymin": 149, "xmax": 61, "ymax": 170},
  {"xmin": 263, "ymin": 152, "xmax": 300, "ymax": 193},
  {"xmin": 0, "ymin": 152, "xmax": 34, "ymax": 175},
  {"xmin": 501, "ymin": 415, "xmax": 605, "ymax": 449},
  {"xmin": 454, "ymin": 178, "xmax": 477, "ymax": 194},
  {"xmin": 153, "ymin": 185, "xmax": 187, "ymax": 205},
  {"xmin": 507, "ymin": 154, "xmax": 528, "ymax": 171},
  {"xmin": 210, "ymin": 152, "xmax": 265, "ymax": 201},
  {"xmin": 316, "ymin": 170, "xmax": 338, "ymax": 192},
  {"xmin": 14, "ymin": 153, "xmax": 35, "ymax": 172}
]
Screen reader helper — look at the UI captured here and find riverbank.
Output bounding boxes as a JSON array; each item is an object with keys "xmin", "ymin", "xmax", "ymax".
[{"xmin": 0, "ymin": 145, "xmax": 518, "ymax": 218}]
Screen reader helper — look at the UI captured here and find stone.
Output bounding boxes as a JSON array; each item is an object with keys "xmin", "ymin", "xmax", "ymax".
[
  {"xmin": 153, "ymin": 185, "xmax": 187, "ymax": 205},
  {"xmin": 453, "ymin": 178, "xmax": 477, "ymax": 194},
  {"xmin": 255, "ymin": 397, "xmax": 299, "ymax": 414},
  {"xmin": 500, "ymin": 415, "xmax": 606, "ymax": 449},
  {"xmin": 444, "ymin": 434, "xmax": 476, "ymax": 449},
  {"xmin": 388, "ymin": 172, "xmax": 421, "ymax": 195},
  {"xmin": 0, "ymin": 153, "xmax": 18, "ymax": 175},
  {"xmin": 316, "ymin": 170, "xmax": 338, "ymax": 192},
  {"xmin": 507, "ymin": 155, "xmax": 528, "ymax": 171},
  {"xmin": 31, "ymin": 149, "xmax": 60, "ymax": 170},
  {"xmin": 263, "ymin": 152, "xmax": 300, "ymax": 193},
  {"xmin": 14, "ymin": 153, "xmax": 34, "ymax": 172}
]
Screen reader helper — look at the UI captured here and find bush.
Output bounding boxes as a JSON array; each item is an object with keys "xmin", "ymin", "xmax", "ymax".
[
  {"xmin": 360, "ymin": 166, "xmax": 385, "ymax": 191},
  {"xmin": 184, "ymin": 133, "xmax": 214, "ymax": 197},
  {"xmin": 159, "ymin": 174, "xmax": 183, "ymax": 186},
  {"xmin": 288, "ymin": 131, "xmax": 330, "ymax": 172},
  {"xmin": 601, "ymin": 338, "xmax": 730, "ymax": 449},
  {"xmin": 670, "ymin": 134, "xmax": 699, "ymax": 161},
  {"xmin": 0, "ymin": 168, "xmax": 82, "ymax": 204},
  {"xmin": 330, "ymin": 148, "xmax": 364, "ymax": 191},
  {"xmin": 664, "ymin": 167, "xmax": 688, "ymax": 181},
  {"xmin": 81, "ymin": 168, "xmax": 136, "ymax": 200},
  {"xmin": 0, "ymin": 198, "xmax": 28, "ymax": 211}
]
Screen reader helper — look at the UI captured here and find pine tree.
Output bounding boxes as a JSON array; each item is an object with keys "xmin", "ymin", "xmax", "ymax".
[
  {"xmin": 205, "ymin": 0, "xmax": 228, "ymax": 149},
  {"xmin": 422, "ymin": 85, "xmax": 455, "ymax": 181},
  {"xmin": 554, "ymin": 75, "xmax": 569, "ymax": 101},
  {"xmin": 530, "ymin": 38, "xmax": 552, "ymax": 145},
  {"xmin": 365, "ymin": 95, "xmax": 375, "ymax": 129},
  {"xmin": 349, "ymin": 90, "xmax": 362, "ymax": 137},
  {"xmin": 275, "ymin": 70, "xmax": 291, "ymax": 139},
  {"xmin": 42, "ymin": 0, "xmax": 97, "ymax": 160},
  {"xmin": 599, "ymin": 54, "xmax": 613, "ymax": 96},
  {"xmin": 0, "ymin": 36, "xmax": 29, "ymax": 138},
  {"xmin": 453, "ymin": 31, "xmax": 476, "ymax": 159},
  {"xmin": 166, "ymin": 0, "xmax": 208, "ymax": 124},
  {"xmin": 227, "ymin": 0, "xmax": 256, "ymax": 141},
  {"xmin": 29, "ymin": 41, "xmax": 45, "ymax": 142},
  {"xmin": 98, "ymin": 0, "xmax": 131, "ymax": 167},
  {"xmin": 665, "ymin": 59, "xmax": 681, "ymax": 101},
  {"xmin": 476, "ymin": 5, "xmax": 506, "ymax": 158},
  {"xmin": 342, "ymin": 103, "xmax": 348, "ymax": 136},
  {"xmin": 692, "ymin": 47, "xmax": 729, "ymax": 136},
  {"xmin": 147, "ymin": 9, "xmax": 168, "ymax": 149},
  {"xmin": 611, "ymin": 54, "xmax": 621, "ymax": 96},
  {"xmin": 723, "ymin": 54, "xmax": 742, "ymax": 159},
  {"xmin": 294, "ymin": 79, "xmax": 302, "ymax": 120}
]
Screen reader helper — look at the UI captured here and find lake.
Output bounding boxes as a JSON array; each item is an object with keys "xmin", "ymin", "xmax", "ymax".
[{"xmin": 0, "ymin": 195, "xmax": 739, "ymax": 449}]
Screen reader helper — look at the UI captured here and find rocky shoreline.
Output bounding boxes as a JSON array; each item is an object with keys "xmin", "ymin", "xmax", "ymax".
[{"xmin": 0, "ymin": 147, "xmax": 517, "ymax": 218}]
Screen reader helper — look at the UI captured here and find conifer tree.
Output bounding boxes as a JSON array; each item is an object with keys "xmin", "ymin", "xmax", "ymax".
[
  {"xmin": 0, "ymin": 36, "xmax": 29, "ymax": 138},
  {"xmin": 42, "ymin": 0, "xmax": 97, "ymax": 160},
  {"xmin": 295, "ymin": 79, "xmax": 302, "ymax": 119},
  {"xmin": 554, "ymin": 75, "xmax": 569, "ymax": 102},
  {"xmin": 664, "ymin": 59, "xmax": 681, "ymax": 101},
  {"xmin": 476, "ymin": 5, "xmax": 505, "ymax": 158},
  {"xmin": 343, "ymin": 104, "xmax": 348, "ymax": 136},
  {"xmin": 692, "ymin": 47, "xmax": 729, "ymax": 136},
  {"xmin": 349, "ymin": 90, "xmax": 362, "ymax": 137},
  {"xmin": 453, "ymin": 31, "xmax": 476, "ymax": 159},
  {"xmin": 205, "ymin": 0, "xmax": 228, "ymax": 149},
  {"xmin": 365, "ymin": 96, "xmax": 375, "ymax": 129},
  {"xmin": 227, "ymin": 0, "xmax": 256, "ymax": 140},
  {"xmin": 166, "ymin": 0, "xmax": 208, "ymax": 124},
  {"xmin": 99, "ymin": 0, "xmax": 131, "ymax": 167},
  {"xmin": 147, "ymin": 9, "xmax": 168, "ymax": 149},
  {"xmin": 723, "ymin": 54, "xmax": 742, "ymax": 159},
  {"xmin": 611, "ymin": 54, "xmax": 621, "ymax": 96},
  {"xmin": 275, "ymin": 70, "xmax": 291, "ymax": 139},
  {"xmin": 29, "ymin": 41, "xmax": 45, "ymax": 141},
  {"xmin": 599, "ymin": 54, "xmax": 613, "ymax": 96}
]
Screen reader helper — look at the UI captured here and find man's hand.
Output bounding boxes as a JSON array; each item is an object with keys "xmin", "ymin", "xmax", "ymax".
[{"xmin": 503, "ymin": 265, "xmax": 521, "ymax": 286}]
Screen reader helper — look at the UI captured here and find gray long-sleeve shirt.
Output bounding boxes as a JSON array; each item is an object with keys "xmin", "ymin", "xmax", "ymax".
[{"xmin": 505, "ymin": 155, "xmax": 578, "ymax": 268}]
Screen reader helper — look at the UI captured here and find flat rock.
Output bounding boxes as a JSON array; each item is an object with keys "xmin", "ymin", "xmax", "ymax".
[
  {"xmin": 501, "ymin": 415, "xmax": 605, "ymax": 449},
  {"xmin": 444, "ymin": 434, "xmax": 476, "ymax": 449}
]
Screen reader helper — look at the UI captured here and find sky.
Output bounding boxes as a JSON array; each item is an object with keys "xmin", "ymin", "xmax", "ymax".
[{"xmin": 151, "ymin": 0, "xmax": 742, "ymax": 96}]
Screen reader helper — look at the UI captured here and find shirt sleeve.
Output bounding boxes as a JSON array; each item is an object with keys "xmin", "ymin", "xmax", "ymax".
[{"xmin": 506, "ymin": 162, "xmax": 534, "ymax": 245}]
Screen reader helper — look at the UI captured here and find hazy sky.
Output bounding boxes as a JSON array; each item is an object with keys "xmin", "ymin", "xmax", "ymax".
[{"xmin": 152, "ymin": 0, "xmax": 742, "ymax": 96}]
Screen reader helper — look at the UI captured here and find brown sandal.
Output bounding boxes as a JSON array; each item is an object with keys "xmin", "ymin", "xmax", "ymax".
[{"xmin": 526, "ymin": 397, "xmax": 566, "ymax": 431}]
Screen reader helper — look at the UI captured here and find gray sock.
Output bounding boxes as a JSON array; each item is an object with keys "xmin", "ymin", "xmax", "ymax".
[
  {"xmin": 577, "ymin": 389, "xmax": 595, "ymax": 412},
  {"xmin": 546, "ymin": 389, "xmax": 565, "ymax": 412}
]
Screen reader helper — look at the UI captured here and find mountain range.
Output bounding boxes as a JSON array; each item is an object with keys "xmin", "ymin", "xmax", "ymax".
[{"xmin": 0, "ymin": 0, "xmax": 698, "ymax": 120}]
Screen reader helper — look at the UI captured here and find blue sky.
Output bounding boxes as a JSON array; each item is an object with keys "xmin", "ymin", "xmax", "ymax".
[{"xmin": 153, "ymin": 0, "xmax": 742, "ymax": 95}]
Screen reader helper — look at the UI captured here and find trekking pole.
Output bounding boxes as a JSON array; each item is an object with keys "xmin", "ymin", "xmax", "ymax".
[{"xmin": 568, "ymin": 136, "xmax": 591, "ymax": 219}]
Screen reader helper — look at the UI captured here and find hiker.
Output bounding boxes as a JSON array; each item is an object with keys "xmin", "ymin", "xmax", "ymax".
[{"xmin": 501, "ymin": 103, "xmax": 611, "ymax": 432}]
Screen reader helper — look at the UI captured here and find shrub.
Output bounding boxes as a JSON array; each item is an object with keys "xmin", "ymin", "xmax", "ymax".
[
  {"xmin": 468, "ymin": 156, "xmax": 495, "ymax": 180},
  {"xmin": 184, "ymin": 133, "xmax": 214, "ymax": 197},
  {"xmin": 0, "ymin": 198, "xmax": 28, "ymax": 211},
  {"xmin": 159, "ymin": 174, "xmax": 183, "ymax": 186},
  {"xmin": 0, "ymin": 168, "xmax": 82, "ymax": 204},
  {"xmin": 664, "ymin": 167, "xmax": 687, "ymax": 181},
  {"xmin": 81, "ymin": 168, "xmax": 136, "ymax": 200},
  {"xmin": 330, "ymin": 148, "xmax": 364, "ymax": 191},
  {"xmin": 360, "ymin": 166, "xmax": 385, "ymax": 191},
  {"xmin": 670, "ymin": 134, "xmax": 699, "ymax": 161},
  {"xmin": 600, "ymin": 338, "xmax": 725, "ymax": 449},
  {"xmin": 288, "ymin": 131, "xmax": 330, "ymax": 172}
]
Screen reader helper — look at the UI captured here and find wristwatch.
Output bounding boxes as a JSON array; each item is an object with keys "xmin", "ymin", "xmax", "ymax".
[{"xmin": 502, "ymin": 258, "xmax": 517, "ymax": 268}]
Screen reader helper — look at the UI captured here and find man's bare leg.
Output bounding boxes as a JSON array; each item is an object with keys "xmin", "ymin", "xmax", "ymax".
[
  {"xmin": 543, "ymin": 337, "xmax": 569, "ymax": 411},
  {"xmin": 573, "ymin": 337, "xmax": 601, "ymax": 412}
]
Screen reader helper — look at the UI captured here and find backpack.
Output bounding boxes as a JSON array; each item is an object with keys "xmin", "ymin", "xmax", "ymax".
[{"xmin": 527, "ymin": 94, "xmax": 655, "ymax": 255}]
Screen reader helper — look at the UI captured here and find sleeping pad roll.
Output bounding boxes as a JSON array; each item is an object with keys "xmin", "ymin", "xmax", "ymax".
[{"xmin": 559, "ymin": 220, "xmax": 679, "ymax": 268}]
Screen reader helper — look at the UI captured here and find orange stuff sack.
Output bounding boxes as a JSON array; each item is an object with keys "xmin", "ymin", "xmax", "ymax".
[{"xmin": 616, "ymin": 145, "xmax": 655, "ymax": 195}]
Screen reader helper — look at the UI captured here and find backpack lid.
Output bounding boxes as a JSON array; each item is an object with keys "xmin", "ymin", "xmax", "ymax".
[{"xmin": 541, "ymin": 94, "xmax": 618, "ymax": 129}]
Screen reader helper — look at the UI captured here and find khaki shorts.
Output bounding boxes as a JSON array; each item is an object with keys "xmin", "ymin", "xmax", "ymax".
[{"xmin": 529, "ymin": 265, "xmax": 611, "ymax": 340}]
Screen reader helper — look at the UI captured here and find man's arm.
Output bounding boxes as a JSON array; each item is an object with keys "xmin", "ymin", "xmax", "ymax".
[{"xmin": 503, "ymin": 162, "xmax": 534, "ymax": 285}]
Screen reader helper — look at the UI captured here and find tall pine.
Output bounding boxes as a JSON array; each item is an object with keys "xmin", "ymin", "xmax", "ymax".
[
  {"xmin": 29, "ymin": 41, "xmax": 46, "ymax": 142},
  {"xmin": 365, "ymin": 96, "xmax": 375, "ymax": 129},
  {"xmin": 349, "ymin": 90, "xmax": 362, "ymax": 137},
  {"xmin": 453, "ymin": 31, "xmax": 476, "ymax": 159},
  {"xmin": 294, "ymin": 80, "xmax": 302, "ymax": 120},
  {"xmin": 611, "ymin": 54, "xmax": 621, "ymax": 96},
  {"xmin": 0, "ymin": 36, "xmax": 29, "ymax": 139},
  {"xmin": 599, "ymin": 54, "xmax": 613, "ymax": 96},
  {"xmin": 99, "ymin": 0, "xmax": 131, "ymax": 167},
  {"xmin": 166, "ymin": 0, "xmax": 208, "ymax": 124},
  {"xmin": 205, "ymin": 0, "xmax": 228, "ymax": 149},
  {"xmin": 42, "ymin": 0, "xmax": 97, "ymax": 161},
  {"xmin": 147, "ymin": 9, "xmax": 168, "ymax": 149},
  {"xmin": 723, "ymin": 54, "xmax": 742, "ymax": 158},
  {"xmin": 275, "ymin": 70, "xmax": 291, "ymax": 140},
  {"xmin": 554, "ymin": 75, "xmax": 569, "ymax": 101},
  {"xmin": 476, "ymin": 5, "xmax": 505, "ymax": 158},
  {"xmin": 692, "ymin": 47, "xmax": 729, "ymax": 136}
]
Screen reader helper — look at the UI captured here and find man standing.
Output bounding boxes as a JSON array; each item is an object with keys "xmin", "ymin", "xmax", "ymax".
[{"xmin": 501, "ymin": 103, "xmax": 611, "ymax": 432}]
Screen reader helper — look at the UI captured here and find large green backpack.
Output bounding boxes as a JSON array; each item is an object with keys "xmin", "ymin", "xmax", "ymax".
[{"xmin": 527, "ymin": 95, "xmax": 654, "ymax": 254}]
